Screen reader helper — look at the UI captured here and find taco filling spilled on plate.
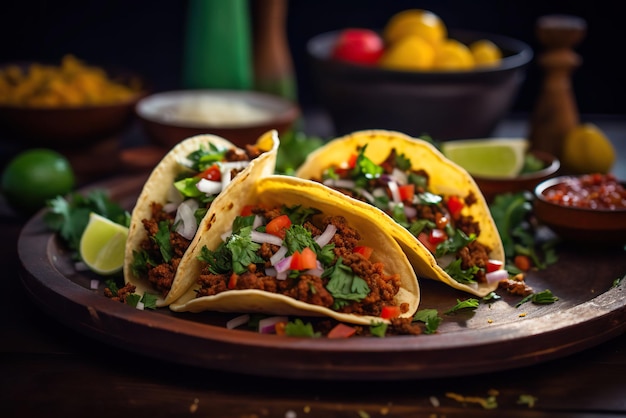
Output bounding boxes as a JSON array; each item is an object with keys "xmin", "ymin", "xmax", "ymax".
[
  {"xmin": 295, "ymin": 130, "xmax": 505, "ymax": 297},
  {"xmin": 119, "ymin": 131, "xmax": 278, "ymax": 307}
]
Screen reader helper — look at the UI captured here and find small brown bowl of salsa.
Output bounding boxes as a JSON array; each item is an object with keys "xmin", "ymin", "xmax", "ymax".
[{"xmin": 533, "ymin": 173, "xmax": 626, "ymax": 245}]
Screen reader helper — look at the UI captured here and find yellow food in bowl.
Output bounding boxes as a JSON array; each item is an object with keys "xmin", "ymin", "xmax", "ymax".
[{"xmin": 0, "ymin": 54, "xmax": 142, "ymax": 107}]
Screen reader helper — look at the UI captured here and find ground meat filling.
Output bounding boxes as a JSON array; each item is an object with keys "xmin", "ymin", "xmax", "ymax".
[
  {"xmin": 134, "ymin": 146, "xmax": 261, "ymax": 297},
  {"xmin": 195, "ymin": 211, "xmax": 407, "ymax": 318}
]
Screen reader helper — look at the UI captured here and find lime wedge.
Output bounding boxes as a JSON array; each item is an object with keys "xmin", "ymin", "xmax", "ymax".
[
  {"xmin": 79, "ymin": 212, "xmax": 129, "ymax": 275},
  {"xmin": 441, "ymin": 138, "xmax": 529, "ymax": 179}
]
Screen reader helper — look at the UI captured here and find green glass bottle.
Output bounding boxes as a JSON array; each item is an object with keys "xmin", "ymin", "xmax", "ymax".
[{"xmin": 182, "ymin": 0, "xmax": 253, "ymax": 90}]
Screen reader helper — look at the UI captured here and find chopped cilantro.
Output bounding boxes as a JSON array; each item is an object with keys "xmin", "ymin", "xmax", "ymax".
[
  {"xmin": 444, "ymin": 298, "xmax": 480, "ymax": 315},
  {"xmin": 517, "ymin": 394, "xmax": 538, "ymax": 408},
  {"xmin": 153, "ymin": 221, "xmax": 173, "ymax": 263},
  {"xmin": 225, "ymin": 227, "xmax": 263, "ymax": 274},
  {"xmin": 351, "ymin": 145, "xmax": 383, "ymax": 187},
  {"xmin": 185, "ymin": 143, "xmax": 227, "ymax": 171},
  {"xmin": 281, "ymin": 204, "xmax": 320, "ymax": 225},
  {"xmin": 444, "ymin": 258, "xmax": 480, "ymax": 284},
  {"xmin": 140, "ymin": 293, "xmax": 159, "ymax": 310},
  {"xmin": 285, "ymin": 318, "xmax": 321, "ymax": 338},
  {"xmin": 323, "ymin": 258, "xmax": 370, "ymax": 310},
  {"xmin": 436, "ymin": 229, "xmax": 475, "ymax": 258},
  {"xmin": 284, "ymin": 224, "xmax": 317, "ymax": 254},
  {"xmin": 126, "ymin": 293, "xmax": 141, "ymax": 307},
  {"xmin": 413, "ymin": 308, "xmax": 442, "ymax": 334},
  {"xmin": 515, "ymin": 289, "xmax": 559, "ymax": 308},
  {"xmin": 369, "ymin": 321, "xmax": 388, "ymax": 338}
]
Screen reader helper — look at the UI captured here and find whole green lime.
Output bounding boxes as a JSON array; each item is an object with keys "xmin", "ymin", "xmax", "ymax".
[{"xmin": 2, "ymin": 148, "xmax": 75, "ymax": 214}]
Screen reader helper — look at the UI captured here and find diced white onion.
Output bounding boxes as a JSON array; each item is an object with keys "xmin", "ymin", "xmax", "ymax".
[
  {"xmin": 391, "ymin": 168, "xmax": 408, "ymax": 185},
  {"xmin": 136, "ymin": 301, "xmax": 145, "ymax": 310},
  {"xmin": 485, "ymin": 268, "xmax": 510, "ymax": 284},
  {"xmin": 196, "ymin": 178, "xmax": 222, "ymax": 195},
  {"xmin": 258, "ymin": 316, "xmax": 288, "ymax": 334},
  {"xmin": 250, "ymin": 230, "xmax": 283, "ymax": 246},
  {"xmin": 221, "ymin": 230, "xmax": 232, "ymax": 242},
  {"xmin": 221, "ymin": 161, "xmax": 250, "ymax": 172},
  {"xmin": 174, "ymin": 199, "xmax": 200, "ymax": 240},
  {"xmin": 355, "ymin": 187, "xmax": 375, "ymax": 203},
  {"xmin": 163, "ymin": 202, "xmax": 179, "ymax": 213},
  {"xmin": 323, "ymin": 178, "xmax": 356, "ymax": 189},
  {"xmin": 90, "ymin": 279, "xmax": 99, "ymax": 290},
  {"xmin": 387, "ymin": 180, "xmax": 401, "ymax": 203},
  {"xmin": 372, "ymin": 187, "xmax": 387, "ymax": 198},
  {"xmin": 265, "ymin": 267, "xmax": 277, "ymax": 277},
  {"xmin": 274, "ymin": 255, "xmax": 293, "ymax": 273},
  {"xmin": 221, "ymin": 169, "xmax": 232, "ymax": 190},
  {"xmin": 314, "ymin": 224, "xmax": 337, "ymax": 247},
  {"xmin": 270, "ymin": 246, "xmax": 288, "ymax": 266},
  {"xmin": 226, "ymin": 314, "xmax": 250, "ymax": 329},
  {"xmin": 404, "ymin": 204, "xmax": 417, "ymax": 219},
  {"xmin": 252, "ymin": 215, "xmax": 263, "ymax": 229},
  {"xmin": 304, "ymin": 261, "xmax": 324, "ymax": 277},
  {"xmin": 437, "ymin": 254, "xmax": 456, "ymax": 269},
  {"xmin": 276, "ymin": 270, "xmax": 288, "ymax": 280}
]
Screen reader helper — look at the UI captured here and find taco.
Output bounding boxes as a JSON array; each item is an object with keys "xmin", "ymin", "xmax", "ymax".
[
  {"xmin": 122, "ymin": 130, "xmax": 279, "ymax": 307},
  {"xmin": 294, "ymin": 130, "xmax": 506, "ymax": 297},
  {"xmin": 169, "ymin": 175, "xmax": 420, "ymax": 326}
]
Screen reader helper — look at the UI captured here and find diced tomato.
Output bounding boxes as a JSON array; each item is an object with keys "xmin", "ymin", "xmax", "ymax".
[
  {"xmin": 486, "ymin": 259, "xmax": 504, "ymax": 273},
  {"xmin": 398, "ymin": 184, "xmax": 415, "ymax": 202},
  {"xmin": 290, "ymin": 247, "xmax": 317, "ymax": 270},
  {"xmin": 274, "ymin": 321, "xmax": 288, "ymax": 336},
  {"xmin": 227, "ymin": 273, "xmax": 238, "ymax": 289},
  {"xmin": 380, "ymin": 305, "xmax": 401, "ymax": 319},
  {"xmin": 347, "ymin": 153, "xmax": 358, "ymax": 169},
  {"xmin": 429, "ymin": 228, "xmax": 448, "ymax": 245},
  {"xmin": 353, "ymin": 245, "xmax": 373, "ymax": 260},
  {"xmin": 240, "ymin": 205, "xmax": 256, "ymax": 217},
  {"xmin": 327, "ymin": 323, "xmax": 357, "ymax": 339},
  {"xmin": 446, "ymin": 195, "xmax": 464, "ymax": 218},
  {"xmin": 417, "ymin": 232, "xmax": 438, "ymax": 254},
  {"xmin": 198, "ymin": 164, "xmax": 221, "ymax": 181},
  {"xmin": 265, "ymin": 214, "xmax": 291, "ymax": 239}
]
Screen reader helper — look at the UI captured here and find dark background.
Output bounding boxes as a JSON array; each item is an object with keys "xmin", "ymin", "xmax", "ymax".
[{"xmin": 1, "ymin": 0, "xmax": 624, "ymax": 116}]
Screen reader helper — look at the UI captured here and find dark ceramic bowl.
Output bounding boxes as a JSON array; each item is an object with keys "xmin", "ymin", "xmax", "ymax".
[
  {"xmin": 136, "ymin": 89, "xmax": 300, "ymax": 149},
  {"xmin": 474, "ymin": 150, "xmax": 560, "ymax": 202},
  {"xmin": 533, "ymin": 175, "xmax": 626, "ymax": 245},
  {"xmin": 0, "ymin": 63, "xmax": 146, "ymax": 145},
  {"xmin": 307, "ymin": 29, "xmax": 533, "ymax": 141}
]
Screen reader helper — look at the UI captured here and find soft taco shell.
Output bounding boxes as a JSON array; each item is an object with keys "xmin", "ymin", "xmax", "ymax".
[
  {"xmin": 124, "ymin": 130, "xmax": 279, "ymax": 307},
  {"xmin": 295, "ymin": 129, "xmax": 505, "ymax": 297},
  {"xmin": 169, "ymin": 175, "xmax": 420, "ymax": 326}
]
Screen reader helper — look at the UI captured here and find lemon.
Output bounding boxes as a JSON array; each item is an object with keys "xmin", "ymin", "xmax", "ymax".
[
  {"xmin": 379, "ymin": 35, "xmax": 436, "ymax": 71},
  {"xmin": 433, "ymin": 39, "xmax": 475, "ymax": 70},
  {"xmin": 383, "ymin": 9, "xmax": 447, "ymax": 48},
  {"xmin": 470, "ymin": 39, "xmax": 502, "ymax": 67},
  {"xmin": 561, "ymin": 123, "xmax": 615, "ymax": 174},
  {"xmin": 79, "ymin": 212, "xmax": 129, "ymax": 275},
  {"xmin": 1, "ymin": 148, "xmax": 75, "ymax": 214},
  {"xmin": 441, "ymin": 138, "xmax": 529, "ymax": 178}
]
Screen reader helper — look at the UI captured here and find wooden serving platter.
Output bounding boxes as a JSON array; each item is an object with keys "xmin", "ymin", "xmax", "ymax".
[{"xmin": 17, "ymin": 175, "xmax": 626, "ymax": 381}]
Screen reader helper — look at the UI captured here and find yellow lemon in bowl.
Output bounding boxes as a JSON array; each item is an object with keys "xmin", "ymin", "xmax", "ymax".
[
  {"xmin": 433, "ymin": 39, "xmax": 475, "ymax": 70},
  {"xmin": 383, "ymin": 9, "xmax": 447, "ymax": 48},
  {"xmin": 470, "ymin": 39, "xmax": 502, "ymax": 67},
  {"xmin": 379, "ymin": 35, "xmax": 436, "ymax": 71},
  {"xmin": 561, "ymin": 123, "xmax": 615, "ymax": 174}
]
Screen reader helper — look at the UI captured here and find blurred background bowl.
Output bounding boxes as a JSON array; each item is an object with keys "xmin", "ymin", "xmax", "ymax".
[
  {"xmin": 0, "ymin": 62, "xmax": 145, "ymax": 146},
  {"xmin": 474, "ymin": 150, "xmax": 560, "ymax": 202},
  {"xmin": 307, "ymin": 29, "xmax": 533, "ymax": 141},
  {"xmin": 135, "ymin": 89, "xmax": 300, "ymax": 149},
  {"xmin": 533, "ymin": 175, "xmax": 626, "ymax": 245}
]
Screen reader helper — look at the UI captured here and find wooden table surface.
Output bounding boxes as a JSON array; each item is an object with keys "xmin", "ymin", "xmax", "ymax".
[{"xmin": 2, "ymin": 112, "xmax": 626, "ymax": 418}]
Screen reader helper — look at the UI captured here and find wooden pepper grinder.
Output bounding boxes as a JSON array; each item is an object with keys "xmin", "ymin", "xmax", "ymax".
[{"xmin": 528, "ymin": 14, "xmax": 587, "ymax": 160}]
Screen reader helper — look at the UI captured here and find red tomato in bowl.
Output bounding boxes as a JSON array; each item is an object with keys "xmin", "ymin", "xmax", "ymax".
[{"xmin": 331, "ymin": 28, "xmax": 385, "ymax": 66}]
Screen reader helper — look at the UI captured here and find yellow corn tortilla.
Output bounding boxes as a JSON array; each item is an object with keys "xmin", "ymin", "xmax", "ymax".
[
  {"xmin": 123, "ymin": 130, "xmax": 279, "ymax": 307},
  {"xmin": 169, "ymin": 175, "xmax": 420, "ymax": 326},
  {"xmin": 295, "ymin": 129, "xmax": 505, "ymax": 297}
]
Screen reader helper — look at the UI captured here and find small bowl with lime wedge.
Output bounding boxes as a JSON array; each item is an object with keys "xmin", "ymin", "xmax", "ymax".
[{"xmin": 440, "ymin": 138, "xmax": 560, "ymax": 202}]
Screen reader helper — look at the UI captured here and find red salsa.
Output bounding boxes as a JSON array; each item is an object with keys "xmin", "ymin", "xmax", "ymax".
[{"xmin": 543, "ymin": 173, "xmax": 626, "ymax": 210}]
